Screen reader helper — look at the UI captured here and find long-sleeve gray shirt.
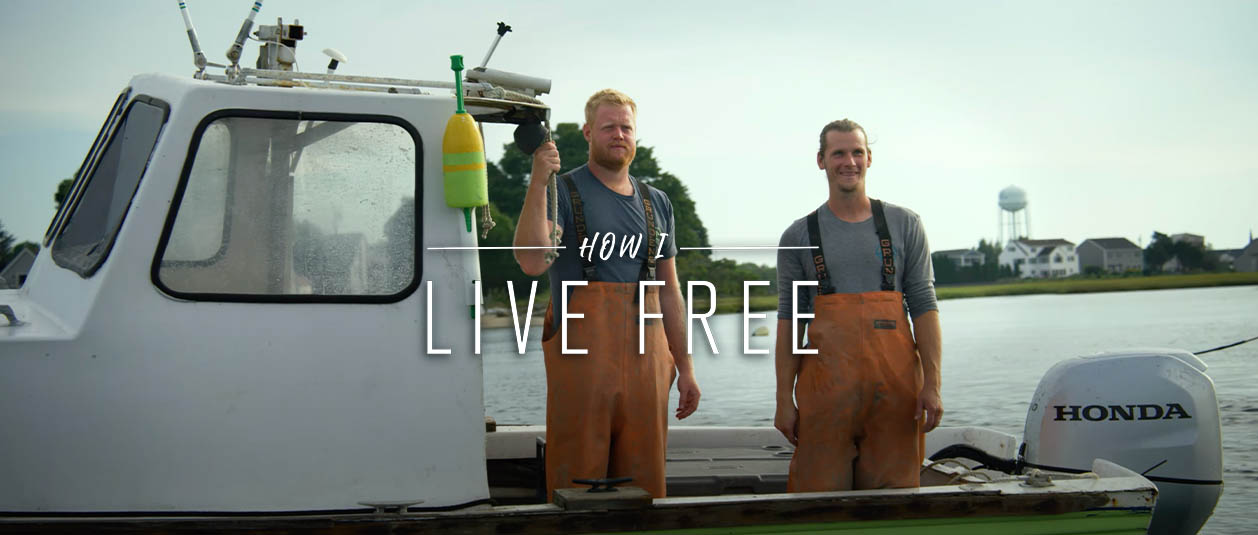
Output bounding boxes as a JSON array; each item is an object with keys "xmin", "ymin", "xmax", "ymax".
[{"xmin": 776, "ymin": 201, "xmax": 938, "ymax": 322}]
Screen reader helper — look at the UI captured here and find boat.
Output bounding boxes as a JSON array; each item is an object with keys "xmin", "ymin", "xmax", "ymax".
[{"xmin": 0, "ymin": 4, "xmax": 1220, "ymax": 533}]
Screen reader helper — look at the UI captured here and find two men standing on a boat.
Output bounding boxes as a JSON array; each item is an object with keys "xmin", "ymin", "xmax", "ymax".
[
  {"xmin": 514, "ymin": 89, "xmax": 701, "ymax": 500},
  {"xmin": 774, "ymin": 119, "xmax": 944, "ymax": 491}
]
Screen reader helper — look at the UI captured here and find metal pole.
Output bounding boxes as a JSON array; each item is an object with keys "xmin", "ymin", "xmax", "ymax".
[
  {"xmin": 177, "ymin": 1, "xmax": 208, "ymax": 76},
  {"xmin": 478, "ymin": 22, "xmax": 512, "ymax": 68}
]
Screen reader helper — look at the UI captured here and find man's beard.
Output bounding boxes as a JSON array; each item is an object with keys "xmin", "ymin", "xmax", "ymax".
[{"xmin": 591, "ymin": 143, "xmax": 635, "ymax": 171}]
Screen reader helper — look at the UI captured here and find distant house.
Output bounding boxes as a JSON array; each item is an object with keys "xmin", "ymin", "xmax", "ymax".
[
  {"xmin": 1162, "ymin": 233, "xmax": 1208, "ymax": 272},
  {"xmin": 0, "ymin": 248, "xmax": 37, "ymax": 289},
  {"xmin": 1171, "ymin": 233, "xmax": 1205, "ymax": 248},
  {"xmin": 1236, "ymin": 240, "xmax": 1258, "ymax": 273},
  {"xmin": 1077, "ymin": 238, "xmax": 1143, "ymax": 274},
  {"xmin": 1209, "ymin": 248, "xmax": 1244, "ymax": 271},
  {"xmin": 999, "ymin": 239, "xmax": 1079, "ymax": 278},
  {"xmin": 934, "ymin": 248, "xmax": 986, "ymax": 268}
]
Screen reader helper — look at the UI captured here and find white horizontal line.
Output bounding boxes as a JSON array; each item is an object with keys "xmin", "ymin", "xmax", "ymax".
[
  {"xmin": 430, "ymin": 245, "xmax": 817, "ymax": 251},
  {"xmin": 427, "ymin": 246, "xmax": 564, "ymax": 250},
  {"xmin": 681, "ymin": 246, "xmax": 818, "ymax": 250}
]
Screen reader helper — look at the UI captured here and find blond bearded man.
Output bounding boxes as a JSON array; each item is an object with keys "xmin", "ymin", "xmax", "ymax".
[{"xmin": 514, "ymin": 89, "xmax": 700, "ymax": 500}]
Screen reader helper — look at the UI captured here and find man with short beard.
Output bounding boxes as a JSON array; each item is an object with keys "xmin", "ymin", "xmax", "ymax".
[
  {"xmin": 774, "ymin": 119, "xmax": 943, "ymax": 491},
  {"xmin": 514, "ymin": 89, "xmax": 701, "ymax": 500}
]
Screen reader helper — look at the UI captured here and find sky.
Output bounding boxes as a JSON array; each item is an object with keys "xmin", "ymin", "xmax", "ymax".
[{"xmin": 2, "ymin": 0, "xmax": 1256, "ymax": 264}]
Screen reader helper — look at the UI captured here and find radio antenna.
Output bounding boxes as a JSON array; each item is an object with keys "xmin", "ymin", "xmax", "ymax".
[
  {"xmin": 225, "ymin": 0, "xmax": 264, "ymax": 79},
  {"xmin": 176, "ymin": 1, "xmax": 208, "ymax": 78}
]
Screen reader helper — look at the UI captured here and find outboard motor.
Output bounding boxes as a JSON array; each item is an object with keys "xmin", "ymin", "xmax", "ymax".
[{"xmin": 1023, "ymin": 348, "xmax": 1222, "ymax": 535}]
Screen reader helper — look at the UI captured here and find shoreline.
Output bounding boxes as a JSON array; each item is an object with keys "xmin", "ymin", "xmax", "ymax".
[
  {"xmin": 933, "ymin": 272, "xmax": 1258, "ymax": 301},
  {"xmin": 480, "ymin": 273, "xmax": 1258, "ymax": 328}
]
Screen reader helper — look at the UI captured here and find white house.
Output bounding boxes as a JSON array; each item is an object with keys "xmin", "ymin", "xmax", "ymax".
[{"xmin": 999, "ymin": 239, "xmax": 1079, "ymax": 279}]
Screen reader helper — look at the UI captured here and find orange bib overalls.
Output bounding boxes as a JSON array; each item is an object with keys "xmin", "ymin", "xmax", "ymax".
[
  {"xmin": 787, "ymin": 201, "xmax": 925, "ymax": 491},
  {"xmin": 541, "ymin": 175, "xmax": 675, "ymax": 500}
]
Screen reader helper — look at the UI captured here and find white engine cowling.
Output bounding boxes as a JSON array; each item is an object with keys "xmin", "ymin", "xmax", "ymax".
[{"xmin": 1023, "ymin": 348, "xmax": 1223, "ymax": 535}]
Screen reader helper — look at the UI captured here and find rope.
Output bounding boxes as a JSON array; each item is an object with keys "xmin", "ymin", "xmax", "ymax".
[
  {"xmin": 1196, "ymin": 334, "xmax": 1258, "ymax": 355},
  {"xmin": 948, "ymin": 470, "xmax": 995, "ymax": 485},
  {"xmin": 543, "ymin": 121, "xmax": 560, "ymax": 263},
  {"xmin": 921, "ymin": 458, "xmax": 995, "ymax": 485},
  {"xmin": 478, "ymin": 204, "xmax": 495, "ymax": 240},
  {"xmin": 920, "ymin": 458, "xmax": 970, "ymax": 474}
]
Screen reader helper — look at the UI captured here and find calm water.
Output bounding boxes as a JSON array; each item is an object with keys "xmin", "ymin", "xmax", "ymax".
[{"xmin": 483, "ymin": 285, "xmax": 1258, "ymax": 534}]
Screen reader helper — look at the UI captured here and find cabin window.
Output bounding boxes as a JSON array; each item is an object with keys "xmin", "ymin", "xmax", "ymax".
[
  {"xmin": 154, "ymin": 112, "xmax": 420, "ymax": 302},
  {"xmin": 161, "ymin": 122, "xmax": 231, "ymax": 263},
  {"xmin": 51, "ymin": 95, "xmax": 170, "ymax": 278},
  {"xmin": 44, "ymin": 88, "xmax": 131, "ymax": 246}
]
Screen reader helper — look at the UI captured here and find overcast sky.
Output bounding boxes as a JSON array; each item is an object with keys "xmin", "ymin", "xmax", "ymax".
[{"xmin": 2, "ymin": 0, "xmax": 1255, "ymax": 262}]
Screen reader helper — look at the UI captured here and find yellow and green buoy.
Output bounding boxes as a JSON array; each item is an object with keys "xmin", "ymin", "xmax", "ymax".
[{"xmin": 442, "ymin": 54, "xmax": 488, "ymax": 232}]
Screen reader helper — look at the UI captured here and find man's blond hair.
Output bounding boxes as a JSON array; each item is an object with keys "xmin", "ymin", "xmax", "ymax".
[{"xmin": 584, "ymin": 89, "xmax": 637, "ymax": 124}]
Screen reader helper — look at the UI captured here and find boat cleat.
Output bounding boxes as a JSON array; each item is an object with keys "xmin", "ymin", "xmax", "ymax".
[{"xmin": 357, "ymin": 499, "xmax": 425, "ymax": 515}]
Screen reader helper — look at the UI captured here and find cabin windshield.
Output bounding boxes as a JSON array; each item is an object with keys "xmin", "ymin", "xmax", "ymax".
[
  {"xmin": 51, "ymin": 96, "xmax": 169, "ymax": 277},
  {"xmin": 154, "ymin": 113, "xmax": 420, "ymax": 301}
]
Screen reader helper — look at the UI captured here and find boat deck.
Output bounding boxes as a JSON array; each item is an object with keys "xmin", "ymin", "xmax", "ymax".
[{"xmin": 485, "ymin": 425, "xmax": 1018, "ymax": 504}]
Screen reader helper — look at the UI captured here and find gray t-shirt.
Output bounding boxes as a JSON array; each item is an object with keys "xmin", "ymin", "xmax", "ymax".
[
  {"xmin": 547, "ymin": 164, "xmax": 677, "ymax": 302},
  {"xmin": 776, "ymin": 201, "xmax": 937, "ymax": 321}
]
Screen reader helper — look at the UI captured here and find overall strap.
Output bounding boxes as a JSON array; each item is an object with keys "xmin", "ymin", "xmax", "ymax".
[
  {"xmin": 806, "ymin": 210, "xmax": 836, "ymax": 295},
  {"xmin": 561, "ymin": 174, "xmax": 597, "ymax": 281},
  {"xmin": 871, "ymin": 199, "xmax": 896, "ymax": 292},
  {"xmin": 634, "ymin": 177, "xmax": 658, "ymax": 281}
]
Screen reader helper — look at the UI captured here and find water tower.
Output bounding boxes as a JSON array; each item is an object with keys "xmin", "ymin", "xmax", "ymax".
[{"xmin": 998, "ymin": 185, "xmax": 1030, "ymax": 244}]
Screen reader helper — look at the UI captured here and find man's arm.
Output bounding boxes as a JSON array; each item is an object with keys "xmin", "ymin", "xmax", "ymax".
[
  {"xmin": 774, "ymin": 318, "xmax": 803, "ymax": 445},
  {"xmin": 901, "ymin": 210, "xmax": 943, "ymax": 432},
  {"xmin": 914, "ymin": 310, "xmax": 943, "ymax": 432},
  {"xmin": 513, "ymin": 141, "xmax": 561, "ymax": 276},
  {"xmin": 657, "ymin": 257, "xmax": 700, "ymax": 419},
  {"xmin": 773, "ymin": 225, "xmax": 807, "ymax": 445}
]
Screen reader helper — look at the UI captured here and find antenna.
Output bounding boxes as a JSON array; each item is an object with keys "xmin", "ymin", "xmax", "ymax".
[
  {"xmin": 479, "ymin": 22, "xmax": 512, "ymax": 68},
  {"xmin": 225, "ymin": 0, "xmax": 264, "ymax": 78},
  {"xmin": 323, "ymin": 48, "xmax": 347, "ymax": 75},
  {"xmin": 177, "ymin": 1, "xmax": 208, "ymax": 78}
]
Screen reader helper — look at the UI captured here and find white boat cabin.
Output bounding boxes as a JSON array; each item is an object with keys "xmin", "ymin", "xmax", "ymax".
[{"xmin": 0, "ymin": 65, "xmax": 551, "ymax": 512}]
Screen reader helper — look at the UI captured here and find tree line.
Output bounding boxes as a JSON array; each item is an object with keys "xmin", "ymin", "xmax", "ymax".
[
  {"xmin": 1142, "ymin": 232, "xmax": 1219, "ymax": 273},
  {"xmin": 478, "ymin": 123, "xmax": 775, "ymax": 304},
  {"xmin": 0, "ymin": 177, "xmax": 74, "ymax": 271},
  {"xmin": 0, "ymin": 221, "xmax": 37, "ymax": 269}
]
